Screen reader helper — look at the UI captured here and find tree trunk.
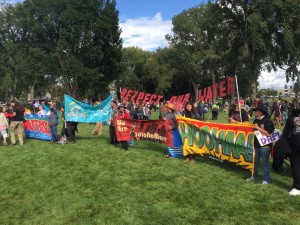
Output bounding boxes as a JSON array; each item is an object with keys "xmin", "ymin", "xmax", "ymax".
[
  {"xmin": 250, "ymin": 80, "xmax": 256, "ymax": 100},
  {"xmin": 191, "ymin": 80, "xmax": 199, "ymax": 102},
  {"xmin": 29, "ymin": 85, "xmax": 34, "ymax": 103},
  {"xmin": 209, "ymin": 65, "xmax": 216, "ymax": 103}
]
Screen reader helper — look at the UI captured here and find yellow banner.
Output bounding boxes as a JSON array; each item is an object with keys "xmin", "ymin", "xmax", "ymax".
[{"xmin": 176, "ymin": 116, "xmax": 255, "ymax": 174}]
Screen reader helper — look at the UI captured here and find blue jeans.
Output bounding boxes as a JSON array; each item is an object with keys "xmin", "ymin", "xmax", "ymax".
[
  {"xmin": 50, "ymin": 126, "xmax": 58, "ymax": 142},
  {"xmin": 254, "ymin": 147, "xmax": 271, "ymax": 182},
  {"xmin": 281, "ymin": 111, "xmax": 287, "ymax": 123}
]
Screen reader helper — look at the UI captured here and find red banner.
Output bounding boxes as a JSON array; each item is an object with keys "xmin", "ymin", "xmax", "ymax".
[
  {"xmin": 121, "ymin": 76, "xmax": 235, "ymax": 104},
  {"xmin": 113, "ymin": 119, "xmax": 173, "ymax": 147}
]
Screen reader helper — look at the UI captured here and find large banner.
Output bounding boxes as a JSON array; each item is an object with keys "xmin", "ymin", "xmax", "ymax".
[
  {"xmin": 64, "ymin": 93, "xmax": 114, "ymax": 123},
  {"xmin": 177, "ymin": 116, "xmax": 255, "ymax": 173},
  {"xmin": 24, "ymin": 114, "xmax": 51, "ymax": 141},
  {"xmin": 113, "ymin": 118, "xmax": 173, "ymax": 147},
  {"xmin": 120, "ymin": 76, "xmax": 235, "ymax": 105}
]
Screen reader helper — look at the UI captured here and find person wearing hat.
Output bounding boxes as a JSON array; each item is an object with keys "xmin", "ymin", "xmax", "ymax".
[
  {"xmin": 247, "ymin": 104, "xmax": 274, "ymax": 185},
  {"xmin": 228, "ymin": 99, "xmax": 249, "ymax": 123},
  {"xmin": 164, "ymin": 103, "xmax": 183, "ymax": 158},
  {"xmin": 281, "ymin": 101, "xmax": 300, "ymax": 195},
  {"xmin": 116, "ymin": 104, "xmax": 130, "ymax": 150}
]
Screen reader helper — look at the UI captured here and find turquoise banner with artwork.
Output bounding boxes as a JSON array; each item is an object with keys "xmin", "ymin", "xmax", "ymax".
[{"xmin": 64, "ymin": 94, "xmax": 113, "ymax": 123}]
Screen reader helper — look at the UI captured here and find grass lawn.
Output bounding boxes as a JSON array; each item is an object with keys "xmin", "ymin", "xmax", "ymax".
[{"xmin": 0, "ymin": 111, "xmax": 299, "ymax": 225}]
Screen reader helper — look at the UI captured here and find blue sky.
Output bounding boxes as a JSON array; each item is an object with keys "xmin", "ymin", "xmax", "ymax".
[{"xmin": 117, "ymin": 0, "xmax": 205, "ymax": 21}]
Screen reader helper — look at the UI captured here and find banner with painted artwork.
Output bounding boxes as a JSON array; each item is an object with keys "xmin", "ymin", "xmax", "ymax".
[
  {"xmin": 176, "ymin": 116, "xmax": 255, "ymax": 174},
  {"xmin": 64, "ymin": 93, "xmax": 114, "ymax": 123},
  {"xmin": 113, "ymin": 118, "xmax": 173, "ymax": 147},
  {"xmin": 24, "ymin": 114, "xmax": 51, "ymax": 141}
]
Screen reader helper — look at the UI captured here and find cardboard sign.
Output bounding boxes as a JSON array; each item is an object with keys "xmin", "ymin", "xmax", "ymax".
[{"xmin": 254, "ymin": 129, "xmax": 282, "ymax": 146}]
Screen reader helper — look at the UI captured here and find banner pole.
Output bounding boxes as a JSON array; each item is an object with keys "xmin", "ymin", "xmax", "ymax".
[{"xmin": 235, "ymin": 75, "xmax": 242, "ymax": 122}]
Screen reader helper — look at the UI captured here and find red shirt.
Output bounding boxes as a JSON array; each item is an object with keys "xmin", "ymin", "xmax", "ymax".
[{"xmin": 116, "ymin": 111, "xmax": 130, "ymax": 119}]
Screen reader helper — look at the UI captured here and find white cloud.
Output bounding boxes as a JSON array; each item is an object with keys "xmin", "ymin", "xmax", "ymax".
[
  {"xmin": 259, "ymin": 67, "xmax": 296, "ymax": 90},
  {"xmin": 259, "ymin": 68, "xmax": 286, "ymax": 89},
  {"xmin": 120, "ymin": 13, "xmax": 172, "ymax": 50}
]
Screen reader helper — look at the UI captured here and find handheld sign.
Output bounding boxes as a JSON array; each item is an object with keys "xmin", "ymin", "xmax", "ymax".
[{"xmin": 254, "ymin": 129, "xmax": 282, "ymax": 146}]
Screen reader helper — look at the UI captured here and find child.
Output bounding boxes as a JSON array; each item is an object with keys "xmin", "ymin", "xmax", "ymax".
[
  {"xmin": 0, "ymin": 109, "xmax": 9, "ymax": 145},
  {"xmin": 116, "ymin": 104, "xmax": 130, "ymax": 150},
  {"xmin": 247, "ymin": 104, "xmax": 275, "ymax": 184},
  {"xmin": 49, "ymin": 108, "xmax": 58, "ymax": 143}
]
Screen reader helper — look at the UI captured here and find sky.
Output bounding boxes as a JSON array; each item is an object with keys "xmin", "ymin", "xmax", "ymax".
[{"xmin": 6, "ymin": 0, "xmax": 295, "ymax": 90}]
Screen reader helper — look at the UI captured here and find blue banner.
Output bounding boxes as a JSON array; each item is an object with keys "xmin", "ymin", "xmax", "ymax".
[
  {"xmin": 24, "ymin": 114, "xmax": 51, "ymax": 141},
  {"xmin": 64, "ymin": 93, "xmax": 114, "ymax": 123}
]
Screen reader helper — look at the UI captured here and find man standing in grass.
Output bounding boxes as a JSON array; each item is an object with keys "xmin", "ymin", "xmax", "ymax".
[
  {"xmin": 92, "ymin": 100, "xmax": 103, "ymax": 137},
  {"xmin": 247, "ymin": 105, "xmax": 274, "ymax": 185}
]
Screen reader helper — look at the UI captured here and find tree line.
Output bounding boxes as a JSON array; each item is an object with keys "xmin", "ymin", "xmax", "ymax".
[
  {"xmin": 0, "ymin": 0, "xmax": 299, "ymax": 103},
  {"xmin": 121, "ymin": 0, "xmax": 300, "ymax": 102},
  {"xmin": 0, "ymin": 0, "xmax": 122, "ymax": 102}
]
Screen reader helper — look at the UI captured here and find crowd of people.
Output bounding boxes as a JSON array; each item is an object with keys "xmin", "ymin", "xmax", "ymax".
[{"xmin": 0, "ymin": 95, "xmax": 299, "ymax": 196}]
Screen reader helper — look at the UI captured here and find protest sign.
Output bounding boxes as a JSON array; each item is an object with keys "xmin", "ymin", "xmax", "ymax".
[
  {"xmin": 113, "ymin": 118, "xmax": 173, "ymax": 147},
  {"xmin": 177, "ymin": 116, "xmax": 255, "ymax": 173},
  {"xmin": 64, "ymin": 93, "xmax": 113, "ymax": 123},
  {"xmin": 254, "ymin": 129, "xmax": 282, "ymax": 146},
  {"xmin": 24, "ymin": 114, "xmax": 51, "ymax": 141}
]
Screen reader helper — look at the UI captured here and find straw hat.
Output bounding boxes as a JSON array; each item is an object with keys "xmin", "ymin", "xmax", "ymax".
[{"xmin": 166, "ymin": 103, "xmax": 175, "ymax": 110}]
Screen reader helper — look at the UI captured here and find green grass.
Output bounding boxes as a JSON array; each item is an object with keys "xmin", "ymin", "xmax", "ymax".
[{"xmin": 0, "ymin": 112, "xmax": 299, "ymax": 225}]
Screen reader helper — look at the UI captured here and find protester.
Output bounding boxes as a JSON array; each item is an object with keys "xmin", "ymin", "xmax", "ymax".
[
  {"xmin": 182, "ymin": 102, "xmax": 198, "ymax": 120},
  {"xmin": 0, "ymin": 108, "xmax": 9, "ymax": 145},
  {"xmin": 247, "ymin": 104, "xmax": 274, "ymax": 185},
  {"xmin": 273, "ymin": 102, "xmax": 282, "ymax": 128},
  {"xmin": 281, "ymin": 100, "xmax": 300, "ymax": 195},
  {"xmin": 182, "ymin": 102, "xmax": 198, "ymax": 163},
  {"xmin": 9, "ymin": 100, "xmax": 25, "ymax": 145},
  {"xmin": 164, "ymin": 103, "xmax": 183, "ymax": 158},
  {"xmin": 60, "ymin": 106, "xmax": 76, "ymax": 143},
  {"xmin": 33, "ymin": 100, "xmax": 40, "ymax": 113},
  {"xmin": 228, "ymin": 100, "xmax": 249, "ymax": 123},
  {"xmin": 37, "ymin": 105, "xmax": 47, "ymax": 116},
  {"xmin": 192, "ymin": 102, "xmax": 201, "ymax": 120},
  {"xmin": 91, "ymin": 100, "xmax": 103, "ymax": 137},
  {"xmin": 137, "ymin": 105, "xmax": 144, "ymax": 120},
  {"xmin": 211, "ymin": 102, "xmax": 219, "ymax": 120},
  {"xmin": 223, "ymin": 101, "xmax": 229, "ymax": 112},
  {"xmin": 116, "ymin": 104, "xmax": 130, "ymax": 150},
  {"xmin": 198, "ymin": 100, "xmax": 205, "ymax": 120},
  {"xmin": 281, "ymin": 100, "xmax": 288, "ymax": 124},
  {"xmin": 49, "ymin": 108, "xmax": 58, "ymax": 143},
  {"xmin": 160, "ymin": 102, "xmax": 168, "ymax": 119},
  {"xmin": 24, "ymin": 105, "xmax": 32, "ymax": 116},
  {"xmin": 2, "ymin": 106, "xmax": 13, "ymax": 120},
  {"xmin": 109, "ymin": 100, "xmax": 118, "ymax": 145},
  {"xmin": 143, "ymin": 104, "xmax": 150, "ymax": 120}
]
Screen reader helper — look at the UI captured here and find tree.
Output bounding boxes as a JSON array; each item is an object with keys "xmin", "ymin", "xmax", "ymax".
[
  {"xmin": 120, "ymin": 47, "xmax": 152, "ymax": 91},
  {"xmin": 294, "ymin": 80, "xmax": 300, "ymax": 96},
  {"xmin": 0, "ymin": 0, "xmax": 122, "ymax": 100},
  {"xmin": 166, "ymin": 4, "xmax": 227, "ymax": 101}
]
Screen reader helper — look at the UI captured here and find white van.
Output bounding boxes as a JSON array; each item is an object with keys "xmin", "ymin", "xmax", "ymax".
[{"xmin": 291, "ymin": 93, "xmax": 295, "ymax": 98}]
